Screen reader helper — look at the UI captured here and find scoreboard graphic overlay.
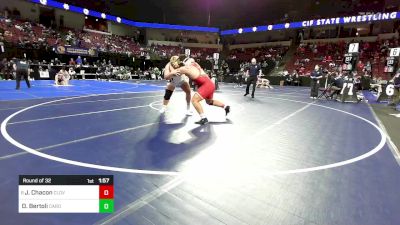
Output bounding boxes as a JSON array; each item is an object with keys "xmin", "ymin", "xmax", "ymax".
[{"xmin": 18, "ymin": 175, "xmax": 114, "ymax": 213}]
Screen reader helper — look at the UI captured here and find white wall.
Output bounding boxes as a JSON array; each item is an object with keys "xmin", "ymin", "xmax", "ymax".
[
  {"xmin": 146, "ymin": 28, "xmax": 218, "ymax": 44},
  {"xmin": 147, "ymin": 40, "xmax": 222, "ymax": 50},
  {"xmin": 229, "ymin": 41, "xmax": 292, "ymax": 50},
  {"xmin": 0, "ymin": 0, "xmax": 84, "ymax": 30},
  {"xmin": 302, "ymin": 36, "xmax": 377, "ymax": 43},
  {"xmin": 55, "ymin": 9, "xmax": 84, "ymax": 30},
  {"xmin": 146, "ymin": 28, "xmax": 165, "ymax": 41},
  {"xmin": 378, "ymin": 32, "xmax": 398, "ymax": 40},
  {"xmin": 301, "ymin": 33, "xmax": 398, "ymax": 44},
  {"xmin": 229, "ymin": 30, "xmax": 294, "ymax": 44},
  {"xmin": 0, "ymin": 0, "xmax": 39, "ymax": 22},
  {"xmin": 107, "ymin": 21, "xmax": 138, "ymax": 36}
]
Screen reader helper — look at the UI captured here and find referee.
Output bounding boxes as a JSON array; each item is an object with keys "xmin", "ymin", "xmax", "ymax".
[
  {"xmin": 14, "ymin": 57, "xmax": 31, "ymax": 90},
  {"xmin": 244, "ymin": 58, "xmax": 262, "ymax": 98},
  {"xmin": 310, "ymin": 65, "xmax": 322, "ymax": 99}
]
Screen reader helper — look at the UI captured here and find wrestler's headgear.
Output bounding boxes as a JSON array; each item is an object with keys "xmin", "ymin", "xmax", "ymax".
[
  {"xmin": 183, "ymin": 57, "xmax": 195, "ymax": 66},
  {"xmin": 170, "ymin": 55, "xmax": 182, "ymax": 69}
]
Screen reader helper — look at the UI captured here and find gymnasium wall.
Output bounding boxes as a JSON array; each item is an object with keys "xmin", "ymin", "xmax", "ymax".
[
  {"xmin": 0, "ymin": 0, "xmax": 39, "ymax": 22},
  {"xmin": 54, "ymin": 8, "xmax": 84, "ymax": 30},
  {"xmin": 146, "ymin": 28, "xmax": 219, "ymax": 44},
  {"xmin": 229, "ymin": 41, "xmax": 292, "ymax": 50},
  {"xmin": 107, "ymin": 21, "xmax": 139, "ymax": 36},
  {"xmin": 147, "ymin": 40, "xmax": 222, "ymax": 50}
]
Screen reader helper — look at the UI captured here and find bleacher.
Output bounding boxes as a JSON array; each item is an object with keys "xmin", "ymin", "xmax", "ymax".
[{"xmin": 285, "ymin": 37, "xmax": 399, "ymax": 79}]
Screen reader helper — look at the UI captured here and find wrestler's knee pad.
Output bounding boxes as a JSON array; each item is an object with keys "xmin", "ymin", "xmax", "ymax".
[
  {"xmin": 206, "ymin": 100, "xmax": 214, "ymax": 105},
  {"xmin": 164, "ymin": 89, "xmax": 173, "ymax": 100}
]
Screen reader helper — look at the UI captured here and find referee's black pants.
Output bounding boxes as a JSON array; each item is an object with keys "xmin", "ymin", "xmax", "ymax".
[
  {"xmin": 245, "ymin": 76, "xmax": 257, "ymax": 96},
  {"xmin": 16, "ymin": 70, "xmax": 30, "ymax": 90},
  {"xmin": 310, "ymin": 79, "xmax": 319, "ymax": 97}
]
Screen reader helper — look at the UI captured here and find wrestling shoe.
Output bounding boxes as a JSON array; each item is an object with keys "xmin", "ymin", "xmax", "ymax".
[
  {"xmin": 159, "ymin": 107, "xmax": 166, "ymax": 114},
  {"xmin": 195, "ymin": 118, "xmax": 209, "ymax": 125},
  {"xmin": 225, "ymin": 106, "xmax": 230, "ymax": 116},
  {"xmin": 186, "ymin": 109, "xmax": 193, "ymax": 116}
]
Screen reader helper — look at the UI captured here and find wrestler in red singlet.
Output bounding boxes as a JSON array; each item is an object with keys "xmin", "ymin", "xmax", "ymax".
[
  {"xmin": 190, "ymin": 62, "xmax": 215, "ymax": 100},
  {"xmin": 169, "ymin": 57, "xmax": 230, "ymax": 125}
]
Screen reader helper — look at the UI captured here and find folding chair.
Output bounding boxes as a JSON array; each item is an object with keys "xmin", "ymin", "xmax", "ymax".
[{"xmin": 318, "ymin": 83, "xmax": 333, "ymax": 99}]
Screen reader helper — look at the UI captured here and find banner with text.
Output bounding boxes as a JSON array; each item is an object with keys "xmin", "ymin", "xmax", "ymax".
[
  {"xmin": 55, "ymin": 46, "xmax": 98, "ymax": 57},
  {"xmin": 221, "ymin": 12, "xmax": 399, "ymax": 35}
]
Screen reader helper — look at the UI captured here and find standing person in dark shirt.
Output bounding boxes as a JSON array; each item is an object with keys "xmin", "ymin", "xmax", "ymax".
[
  {"xmin": 244, "ymin": 58, "xmax": 262, "ymax": 98},
  {"xmin": 13, "ymin": 57, "xmax": 31, "ymax": 90},
  {"xmin": 0, "ymin": 58, "xmax": 7, "ymax": 80},
  {"xmin": 310, "ymin": 65, "xmax": 323, "ymax": 99},
  {"xmin": 388, "ymin": 70, "xmax": 400, "ymax": 107}
]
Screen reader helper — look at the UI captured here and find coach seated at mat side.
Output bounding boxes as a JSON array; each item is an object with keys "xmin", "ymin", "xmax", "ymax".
[
  {"xmin": 370, "ymin": 77, "xmax": 388, "ymax": 94},
  {"xmin": 388, "ymin": 72, "xmax": 400, "ymax": 108}
]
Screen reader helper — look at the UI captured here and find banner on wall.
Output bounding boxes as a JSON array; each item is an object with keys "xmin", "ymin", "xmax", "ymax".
[
  {"xmin": 221, "ymin": 11, "xmax": 399, "ymax": 35},
  {"xmin": 55, "ymin": 46, "xmax": 98, "ymax": 57}
]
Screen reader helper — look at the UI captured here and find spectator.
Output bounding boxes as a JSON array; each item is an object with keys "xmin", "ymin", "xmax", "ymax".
[
  {"xmin": 292, "ymin": 70, "xmax": 301, "ymax": 86},
  {"xmin": 68, "ymin": 67, "xmax": 76, "ymax": 80},
  {"xmin": 83, "ymin": 58, "xmax": 89, "ymax": 66},
  {"xmin": 69, "ymin": 58, "xmax": 76, "ymax": 66},
  {"xmin": 76, "ymin": 56, "xmax": 82, "ymax": 65},
  {"xmin": 0, "ymin": 58, "xmax": 8, "ymax": 80},
  {"xmin": 357, "ymin": 60, "xmax": 365, "ymax": 72},
  {"xmin": 364, "ymin": 61, "xmax": 372, "ymax": 73},
  {"xmin": 54, "ymin": 57, "xmax": 61, "ymax": 65}
]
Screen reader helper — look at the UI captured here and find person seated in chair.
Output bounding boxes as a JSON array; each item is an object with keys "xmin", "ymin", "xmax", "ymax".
[
  {"xmin": 68, "ymin": 67, "xmax": 76, "ymax": 80},
  {"xmin": 292, "ymin": 70, "xmax": 300, "ymax": 86},
  {"xmin": 370, "ymin": 77, "xmax": 386, "ymax": 94},
  {"xmin": 104, "ymin": 67, "xmax": 112, "ymax": 81},
  {"xmin": 284, "ymin": 70, "xmax": 292, "ymax": 85},
  {"xmin": 116, "ymin": 66, "xmax": 125, "ymax": 80},
  {"xmin": 96, "ymin": 67, "xmax": 104, "ymax": 80},
  {"xmin": 329, "ymin": 72, "xmax": 344, "ymax": 99},
  {"xmin": 388, "ymin": 70, "xmax": 400, "ymax": 108}
]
